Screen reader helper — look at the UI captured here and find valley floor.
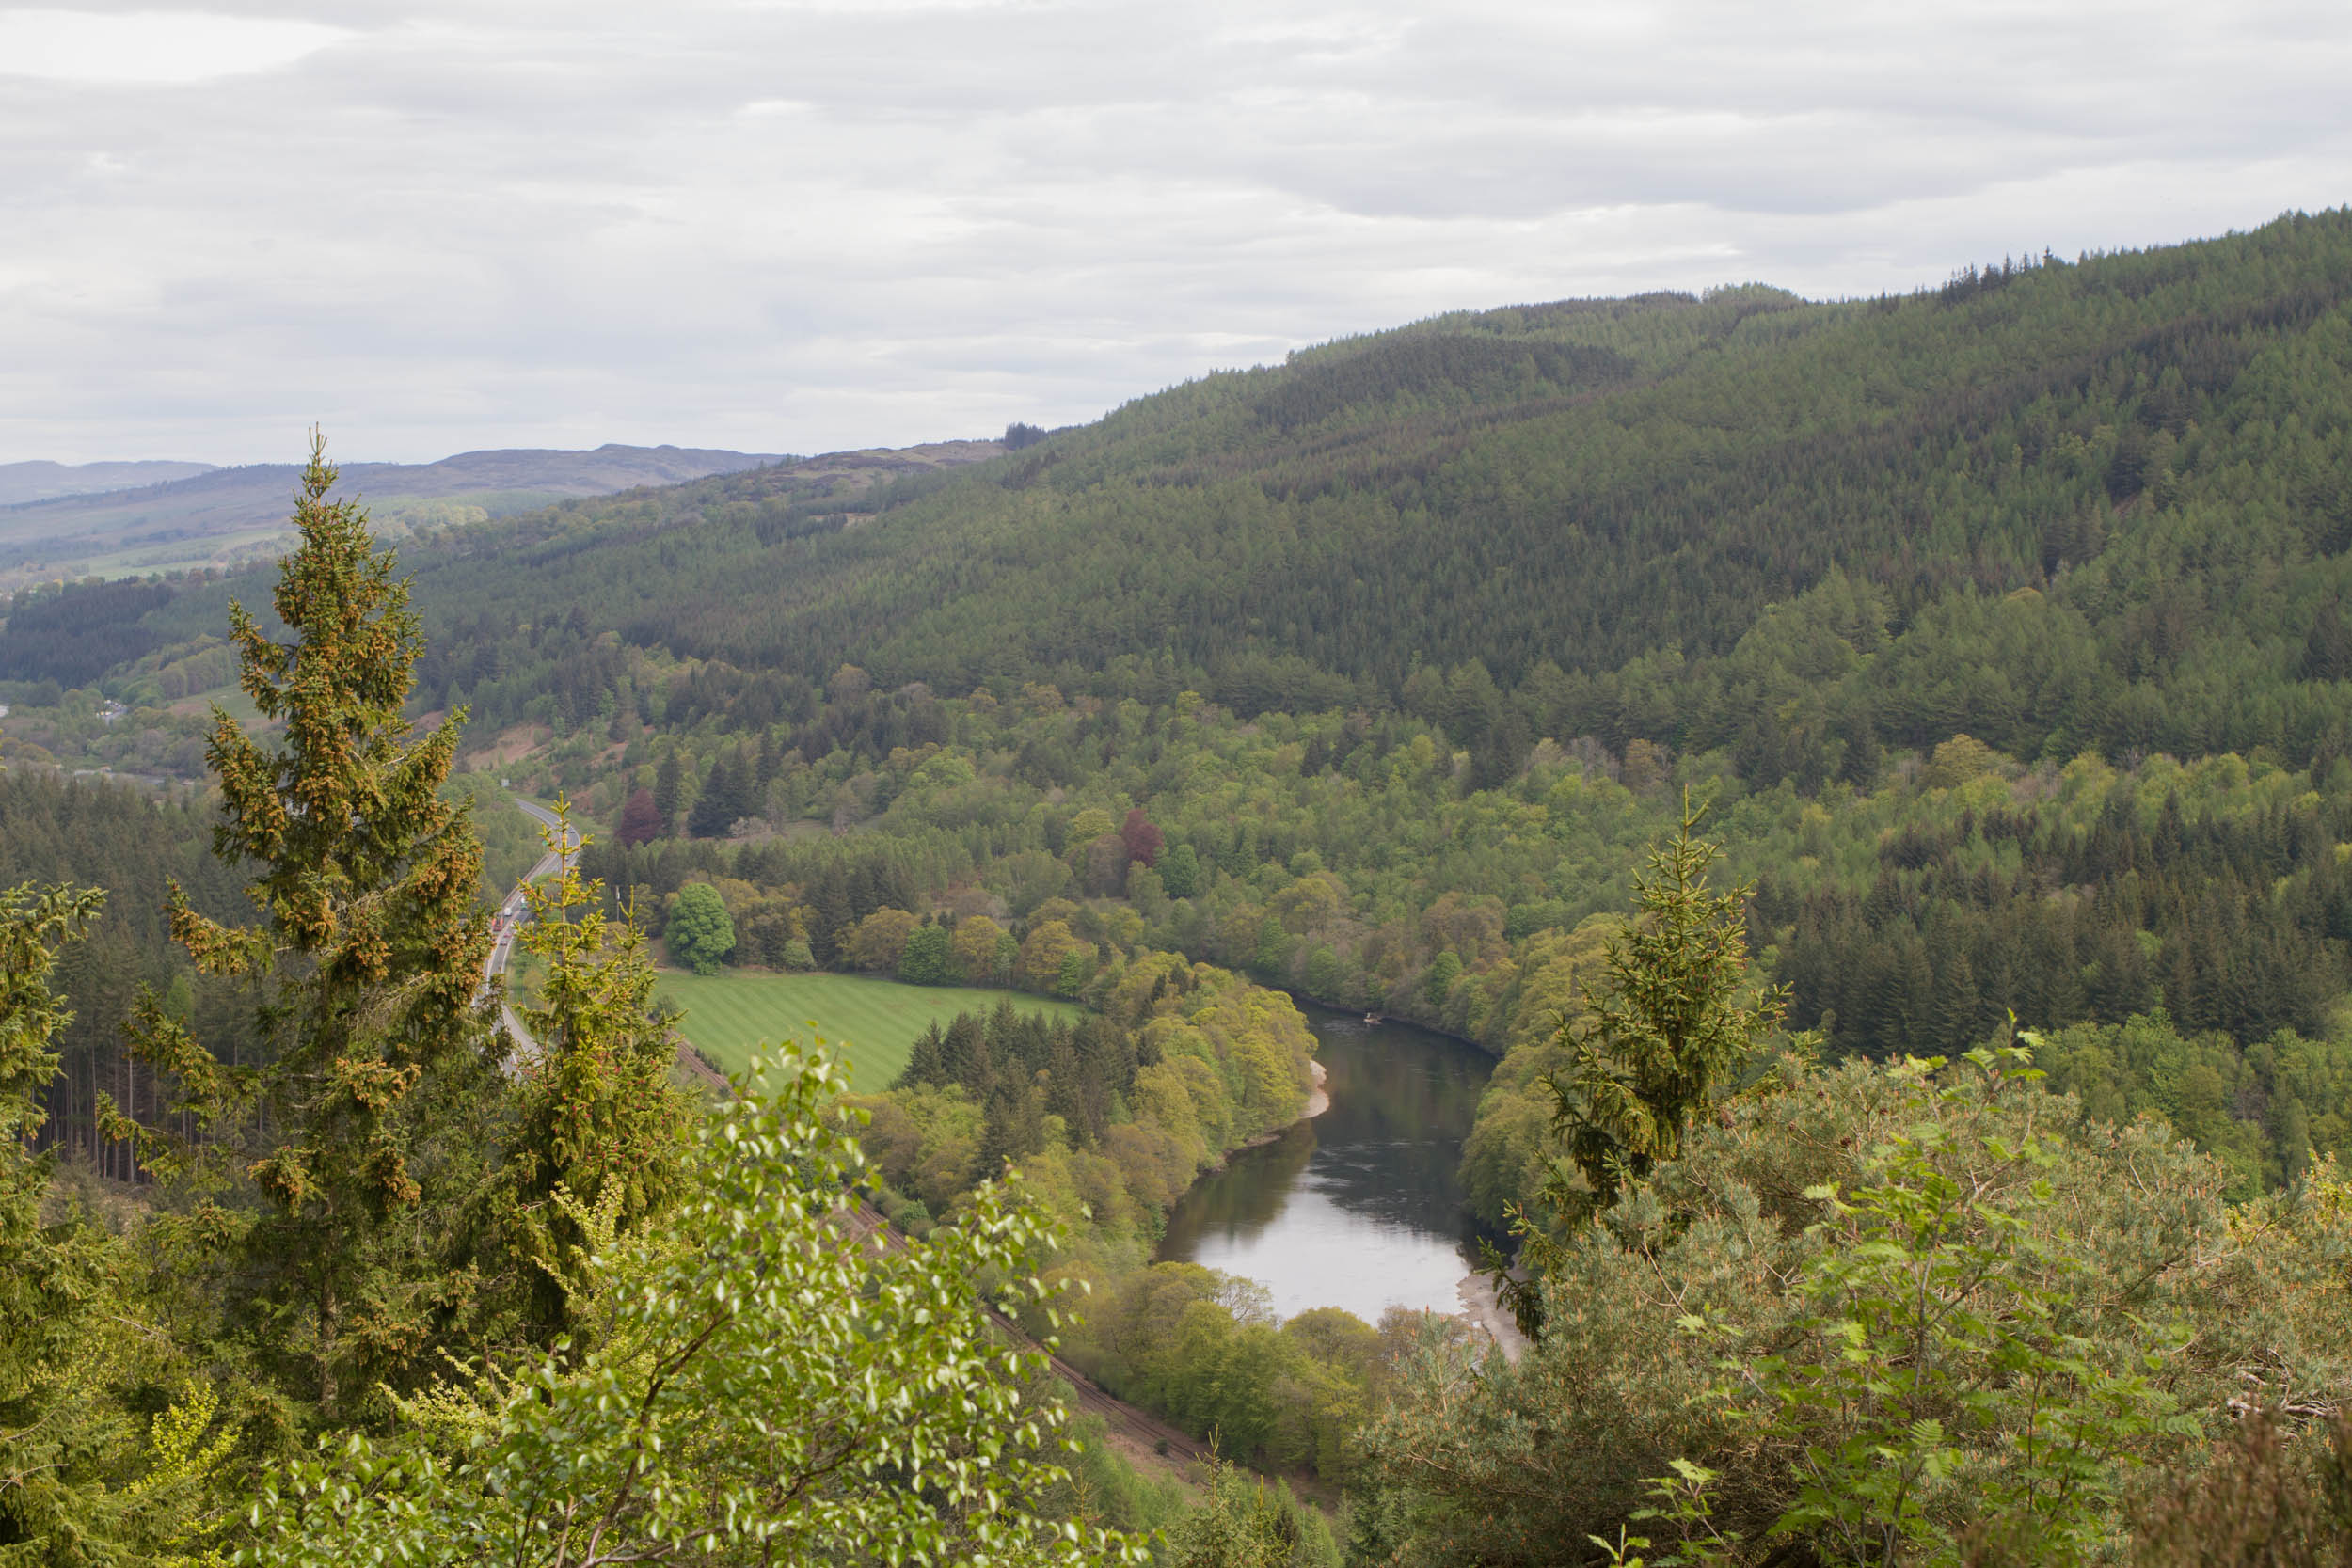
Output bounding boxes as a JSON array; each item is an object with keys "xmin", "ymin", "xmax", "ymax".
[{"xmin": 651, "ymin": 968, "xmax": 1081, "ymax": 1091}]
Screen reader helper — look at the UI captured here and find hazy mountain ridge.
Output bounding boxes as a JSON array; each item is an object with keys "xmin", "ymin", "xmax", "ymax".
[
  {"xmin": 0, "ymin": 459, "xmax": 217, "ymax": 506},
  {"xmin": 0, "ymin": 441, "xmax": 789, "ymax": 589}
]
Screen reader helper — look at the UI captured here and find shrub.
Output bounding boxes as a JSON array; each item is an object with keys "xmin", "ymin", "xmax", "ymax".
[
  {"xmin": 1363, "ymin": 1051, "xmax": 2352, "ymax": 1564},
  {"xmin": 666, "ymin": 882, "xmax": 735, "ymax": 974}
]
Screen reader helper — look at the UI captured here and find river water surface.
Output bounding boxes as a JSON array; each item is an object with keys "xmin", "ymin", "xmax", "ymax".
[{"xmin": 1156, "ymin": 1006, "xmax": 1501, "ymax": 1324}]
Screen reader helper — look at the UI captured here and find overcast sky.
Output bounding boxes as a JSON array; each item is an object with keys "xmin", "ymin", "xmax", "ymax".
[{"xmin": 4, "ymin": 1, "xmax": 2348, "ymax": 466}]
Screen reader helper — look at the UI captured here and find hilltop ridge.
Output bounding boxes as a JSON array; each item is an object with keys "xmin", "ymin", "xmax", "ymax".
[{"xmin": 0, "ymin": 440, "xmax": 788, "ymax": 588}]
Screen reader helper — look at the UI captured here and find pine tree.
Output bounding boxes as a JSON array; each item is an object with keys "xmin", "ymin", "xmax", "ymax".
[
  {"xmin": 688, "ymin": 751, "xmax": 742, "ymax": 838},
  {"xmin": 1489, "ymin": 796, "xmax": 1788, "ymax": 1336},
  {"xmin": 2304, "ymin": 600, "xmax": 2352, "ymax": 683},
  {"xmin": 125, "ymin": 430, "xmax": 498, "ymax": 1418},
  {"xmin": 652, "ymin": 750, "xmax": 685, "ymax": 829}
]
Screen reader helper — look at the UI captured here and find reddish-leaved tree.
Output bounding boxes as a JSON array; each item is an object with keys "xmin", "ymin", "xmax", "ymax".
[
  {"xmin": 1120, "ymin": 808, "xmax": 1164, "ymax": 867},
  {"xmin": 617, "ymin": 786, "xmax": 663, "ymax": 847}
]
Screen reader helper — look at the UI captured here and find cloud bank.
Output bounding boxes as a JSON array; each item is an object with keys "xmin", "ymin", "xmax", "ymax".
[{"xmin": 4, "ymin": 0, "xmax": 2347, "ymax": 463}]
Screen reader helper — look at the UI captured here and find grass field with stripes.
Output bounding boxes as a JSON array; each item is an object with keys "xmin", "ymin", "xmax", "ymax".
[{"xmin": 652, "ymin": 969, "xmax": 1082, "ymax": 1092}]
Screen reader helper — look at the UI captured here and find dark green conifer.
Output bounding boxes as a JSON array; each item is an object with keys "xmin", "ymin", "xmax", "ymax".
[
  {"xmin": 126, "ymin": 430, "xmax": 497, "ymax": 1417},
  {"xmin": 1489, "ymin": 797, "xmax": 1787, "ymax": 1335},
  {"xmin": 0, "ymin": 884, "xmax": 151, "ymax": 1552},
  {"xmin": 651, "ymin": 750, "xmax": 685, "ymax": 828}
]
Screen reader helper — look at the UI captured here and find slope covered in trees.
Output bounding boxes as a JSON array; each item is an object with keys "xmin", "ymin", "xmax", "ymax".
[
  {"xmin": 12, "ymin": 211, "xmax": 2350, "ymax": 777},
  {"xmin": 149, "ymin": 214, "xmax": 2348, "ymax": 768}
]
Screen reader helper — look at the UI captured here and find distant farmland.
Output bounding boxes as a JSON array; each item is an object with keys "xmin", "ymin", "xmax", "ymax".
[{"xmin": 653, "ymin": 970, "xmax": 1082, "ymax": 1091}]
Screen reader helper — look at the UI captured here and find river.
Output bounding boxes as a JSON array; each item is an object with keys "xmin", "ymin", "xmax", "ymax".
[{"xmin": 1156, "ymin": 1006, "xmax": 1503, "ymax": 1325}]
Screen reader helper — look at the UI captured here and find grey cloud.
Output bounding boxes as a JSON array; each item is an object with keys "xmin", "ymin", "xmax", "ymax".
[{"xmin": 1, "ymin": 0, "xmax": 2346, "ymax": 464}]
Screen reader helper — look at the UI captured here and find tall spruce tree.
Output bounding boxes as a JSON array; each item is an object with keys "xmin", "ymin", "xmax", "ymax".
[
  {"xmin": 1487, "ymin": 796, "xmax": 1788, "ymax": 1336},
  {"xmin": 127, "ymin": 431, "xmax": 499, "ymax": 1418}
]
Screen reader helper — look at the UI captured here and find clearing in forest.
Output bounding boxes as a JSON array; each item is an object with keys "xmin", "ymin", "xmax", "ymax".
[{"xmin": 652, "ymin": 969, "xmax": 1082, "ymax": 1090}]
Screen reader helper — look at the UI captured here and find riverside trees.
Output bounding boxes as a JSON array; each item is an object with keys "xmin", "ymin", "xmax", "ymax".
[{"xmin": 1363, "ymin": 814, "xmax": 2352, "ymax": 1567}]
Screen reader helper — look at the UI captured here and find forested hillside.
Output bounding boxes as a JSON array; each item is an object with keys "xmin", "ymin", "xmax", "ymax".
[
  {"xmin": 16, "ymin": 213, "xmax": 2352, "ymax": 752},
  {"xmin": 9, "ymin": 211, "xmax": 2352, "ymax": 1205},
  {"xmin": 9, "ymin": 212, "xmax": 2352, "ymax": 1563}
]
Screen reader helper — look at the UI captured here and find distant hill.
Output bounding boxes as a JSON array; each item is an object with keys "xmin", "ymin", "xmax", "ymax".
[
  {"xmin": 0, "ymin": 442, "xmax": 787, "ymax": 588},
  {"xmin": 23, "ymin": 210, "xmax": 2352, "ymax": 783},
  {"xmin": 0, "ymin": 459, "xmax": 216, "ymax": 505},
  {"xmin": 217, "ymin": 208, "xmax": 2347, "ymax": 777}
]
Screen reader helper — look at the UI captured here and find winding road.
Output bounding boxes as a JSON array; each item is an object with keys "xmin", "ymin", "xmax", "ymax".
[{"xmin": 483, "ymin": 797, "xmax": 565, "ymax": 1058}]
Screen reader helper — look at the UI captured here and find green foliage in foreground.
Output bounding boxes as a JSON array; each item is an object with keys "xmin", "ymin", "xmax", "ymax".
[
  {"xmin": 1492, "ymin": 796, "xmax": 1789, "ymax": 1334},
  {"xmin": 0, "ymin": 882, "xmax": 139, "ymax": 1555},
  {"xmin": 496, "ymin": 800, "xmax": 694, "ymax": 1345},
  {"xmin": 123, "ymin": 432, "xmax": 502, "ymax": 1422},
  {"xmin": 246, "ymin": 1044, "xmax": 1147, "ymax": 1568},
  {"xmin": 1164, "ymin": 1456, "xmax": 1340, "ymax": 1568},
  {"xmin": 1362, "ymin": 1044, "xmax": 2352, "ymax": 1565},
  {"xmin": 1, "ymin": 881, "xmax": 239, "ymax": 1562},
  {"xmin": 2129, "ymin": 1411, "xmax": 2352, "ymax": 1564}
]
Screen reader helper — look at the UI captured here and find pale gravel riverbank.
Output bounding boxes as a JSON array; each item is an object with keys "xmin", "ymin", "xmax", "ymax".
[{"xmin": 1456, "ymin": 1266, "xmax": 1529, "ymax": 1363}]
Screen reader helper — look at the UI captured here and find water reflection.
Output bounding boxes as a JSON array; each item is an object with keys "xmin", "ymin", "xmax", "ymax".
[{"xmin": 1156, "ymin": 1006, "xmax": 1501, "ymax": 1323}]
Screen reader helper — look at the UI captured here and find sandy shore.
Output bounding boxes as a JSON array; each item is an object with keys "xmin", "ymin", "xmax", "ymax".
[
  {"xmin": 1456, "ymin": 1267, "xmax": 1530, "ymax": 1364},
  {"xmin": 1305, "ymin": 1057, "xmax": 1330, "ymax": 1117}
]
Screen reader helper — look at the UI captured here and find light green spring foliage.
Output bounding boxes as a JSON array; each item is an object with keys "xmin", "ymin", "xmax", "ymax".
[
  {"xmin": 243, "ymin": 1042, "xmax": 1149, "ymax": 1568},
  {"xmin": 1361, "ymin": 1047, "xmax": 2352, "ymax": 1566},
  {"xmin": 1163, "ymin": 1457, "xmax": 1339, "ymax": 1568},
  {"xmin": 666, "ymin": 880, "xmax": 736, "ymax": 974},
  {"xmin": 1695, "ymin": 1051, "xmax": 2200, "ymax": 1567},
  {"xmin": 1054, "ymin": 1266, "xmax": 1387, "ymax": 1482},
  {"xmin": 124, "ymin": 1381, "xmax": 240, "ymax": 1568},
  {"xmin": 2028, "ymin": 1010, "xmax": 2352, "ymax": 1199}
]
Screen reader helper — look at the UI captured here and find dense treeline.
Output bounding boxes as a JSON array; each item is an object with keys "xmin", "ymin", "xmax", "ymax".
[
  {"xmin": 518, "ymin": 655, "xmax": 2352, "ymax": 1223},
  {"xmin": 851, "ymin": 954, "xmax": 1315, "ymax": 1244},
  {"xmin": 0, "ymin": 578, "xmax": 174, "ymax": 685},
  {"xmin": 1766, "ymin": 768, "xmax": 2352, "ymax": 1055},
  {"xmin": 0, "ymin": 769, "xmax": 258, "ymax": 1174}
]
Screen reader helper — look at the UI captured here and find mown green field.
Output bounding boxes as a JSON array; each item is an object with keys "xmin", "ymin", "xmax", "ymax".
[{"xmin": 652, "ymin": 970, "xmax": 1081, "ymax": 1091}]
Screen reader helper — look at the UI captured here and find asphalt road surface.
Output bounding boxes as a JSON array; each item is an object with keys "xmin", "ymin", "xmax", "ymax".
[{"xmin": 483, "ymin": 797, "xmax": 567, "ymax": 1060}]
